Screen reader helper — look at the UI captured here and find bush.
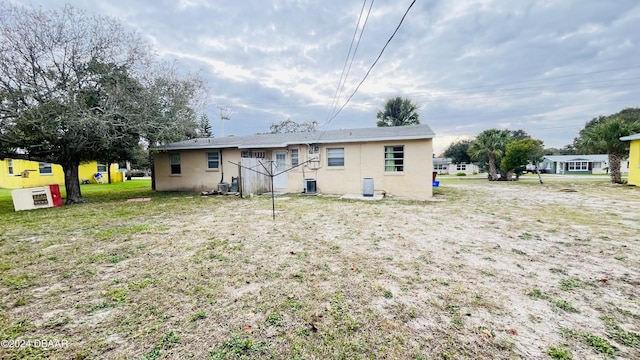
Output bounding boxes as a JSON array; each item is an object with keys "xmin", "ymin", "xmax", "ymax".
[{"xmin": 456, "ymin": 172, "xmax": 467, "ymax": 176}]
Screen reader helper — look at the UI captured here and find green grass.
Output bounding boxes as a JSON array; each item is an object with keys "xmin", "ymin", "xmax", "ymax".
[
  {"xmin": 208, "ymin": 335, "xmax": 269, "ymax": 360},
  {"xmin": 548, "ymin": 347, "xmax": 572, "ymax": 359},
  {"xmin": 141, "ymin": 330, "xmax": 180, "ymax": 360},
  {"xmin": 526, "ymin": 288, "xmax": 580, "ymax": 313},
  {"xmin": 1, "ymin": 179, "xmax": 638, "ymax": 359}
]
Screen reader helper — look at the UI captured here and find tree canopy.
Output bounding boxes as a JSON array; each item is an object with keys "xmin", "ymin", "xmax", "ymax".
[
  {"xmin": 376, "ymin": 97, "xmax": 420, "ymax": 127},
  {"xmin": 500, "ymin": 138, "xmax": 544, "ymax": 177},
  {"xmin": 575, "ymin": 109, "xmax": 640, "ymax": 183},
  {"xmin": 443, "ymin": 139, "xmax": 473, "ymax": 164},
  {"xmin": 467, "ymin": 129, "xmax": 544, "ymax": 181},
  {"xmin": 467, "ymin": 129, "xmax": 512, "ymax": 180},
  {"xmin": 0, "ymin": 3, "xmax": 206, "ymax": 203}
]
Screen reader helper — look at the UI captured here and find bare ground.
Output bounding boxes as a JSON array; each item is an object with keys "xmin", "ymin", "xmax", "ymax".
[{"xmin": 0, "ymin": 180, "xmax": 639, "ymax": 359}]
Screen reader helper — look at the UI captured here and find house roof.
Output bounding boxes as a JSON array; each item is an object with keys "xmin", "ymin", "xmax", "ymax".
[
  {"xmin": 433, "ymin": 157, "xmax": 452, "ymax": 165},
  {"xmin": 620, "ymin": 133, "xmax": 640, "ymax": 141},
  {"xmin": 152, "ymin": 124, "xmax": 435, "ymax": 151},
  {"xmin": 543, "ymin": 154, "xmax": 610, "ymax": 162}
]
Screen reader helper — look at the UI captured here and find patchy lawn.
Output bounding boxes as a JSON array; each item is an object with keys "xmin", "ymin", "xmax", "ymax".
[{"xmin": 0, "ymin": 179, "xmax": 638, "ymax": 359}]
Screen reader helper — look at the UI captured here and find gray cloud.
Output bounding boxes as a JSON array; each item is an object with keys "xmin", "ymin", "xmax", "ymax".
[{"xmin": 12, "ymin": 0, "xmax": 640, "ymax": 152}]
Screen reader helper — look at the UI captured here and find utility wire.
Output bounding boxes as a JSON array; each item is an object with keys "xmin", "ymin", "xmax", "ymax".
[
  {"xmin": 327, "ymin": 0, "xmax": 375, "ymax": 121},
  {"xmin": 207, "ymin": 65, "xmax": 640, "ymax": 110},
  {"xmin": 326, "ymin": 0, "xmax": 370, "ymax": 121},
  {"xmin": 322, "ymin": 0, "xmax": 416, "ymax": 131}
]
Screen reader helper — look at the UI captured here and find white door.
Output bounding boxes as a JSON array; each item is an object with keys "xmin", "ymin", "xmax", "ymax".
[{"xmin": 273, "ymin": 151, "xmax": 288, "ymax": 189}]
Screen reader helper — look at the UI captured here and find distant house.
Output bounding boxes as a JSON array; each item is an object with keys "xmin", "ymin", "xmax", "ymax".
[
  {"xmin": 433, "ymin": 157, "xmax": 480, "ymax": 175},
  {"xmin": 151, "ymin": 124, "xmax": 436, "ymax": 199},
  {"xmin": 0, "ymin": 159, "xmax": 120, "ymax": 189},
  {"xmin": 620, "ymin": 133, "xmax": 640, "ymax": 186},
  {"xmin": 540, "ymin": 155, "xmax": 629, "ymax": 175}
]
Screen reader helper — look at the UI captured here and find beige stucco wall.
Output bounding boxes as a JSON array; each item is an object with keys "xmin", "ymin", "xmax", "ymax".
[
  {"xmin": 153, "ymin": 138, "xmax": 433, "ymax": 198},
  {"xmin": 154, "ymin": 148, "xmax": 243, "ymax": 192}
]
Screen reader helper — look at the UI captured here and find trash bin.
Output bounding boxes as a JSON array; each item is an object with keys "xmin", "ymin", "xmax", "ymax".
[{"xmin": 432, "ymin": 171, "xmax": 438, "ymax": 181}]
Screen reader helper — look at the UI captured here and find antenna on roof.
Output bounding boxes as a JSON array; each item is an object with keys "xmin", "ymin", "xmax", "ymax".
[{"xmin": 216, "ymin": 105, "xmax": 234, "ymax": 137}]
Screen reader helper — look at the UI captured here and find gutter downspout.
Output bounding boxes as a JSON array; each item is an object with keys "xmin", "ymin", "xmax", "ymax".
[{"xmin": 219, "ymin": 149, "xmax": 224, "ymax": 183}]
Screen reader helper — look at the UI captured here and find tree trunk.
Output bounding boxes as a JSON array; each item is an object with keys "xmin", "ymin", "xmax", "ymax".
[
  {"xmin": 126, "ymin": 160, "xmax": 132, "ymax": 180},
  {"xmin": 63, "ymin": 161, "xmax": 84, "ymax": 204},
  {"xmin": 488, "ymin": 154, "xmax": 497, "ymax": 181},
  {"xmin": 608, "ymin": 153, "xmax": 622, "ymax": 184},
  {"xmin": 107, "ymin": 161, "xmax": 112, "ymax": 184},
  {"xmin": 536, "ymin": 168, "xmax": 544, "ymax": 184}
]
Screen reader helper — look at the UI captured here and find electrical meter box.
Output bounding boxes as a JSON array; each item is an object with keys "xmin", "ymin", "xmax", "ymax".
[{"xmin": 11, "ymin": 186, "xmax": 56, "ymax": 211}]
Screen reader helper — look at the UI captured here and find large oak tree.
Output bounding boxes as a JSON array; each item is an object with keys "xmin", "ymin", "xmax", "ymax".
[{"xmin": 0, "ymin": 3, "xmax": 205, "ymax": 202}]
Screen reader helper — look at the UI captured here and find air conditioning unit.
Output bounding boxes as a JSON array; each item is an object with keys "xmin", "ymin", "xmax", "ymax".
[
  {"xmin": 303, "ymin": 179, "xmax": 316, "ymax": 194},
  {"xmin": 363, "ymin": 178, "xmax": 374, "ymax": 197}
]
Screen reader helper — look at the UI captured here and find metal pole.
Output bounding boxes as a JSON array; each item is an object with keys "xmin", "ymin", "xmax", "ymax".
[{"xmin": 270, "ymin": 171, "xmax": 275, "ymax": 220}]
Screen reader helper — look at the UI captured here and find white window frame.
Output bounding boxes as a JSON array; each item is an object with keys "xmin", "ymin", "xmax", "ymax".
[
  {"xmin": 291, "ymin": 149, "xmax": 299, "ymax": 167},
  {"xmin": 7, "ymin": 159, "xmax": 13, "ymax": 175},
  {"xmin": 384, "ymin": 145, "xmax": 404, "ymax": 172},
  {"xmin": 170, "ymin": 154, "xmax": 181, "ymax": 175},
  {"xmin": 206, "ymin": 151, "xmax": 220, "ymax": 170},
  {"xmin": 456, "ymin": 164, "xmax": 467, "ymax": 171},
  {"xmin": 568, "ymin": 161, "xmax": 589, "ymax": 171},
  {"xmin": 97, "ymin": 164, "xmax": 107, "ymax": 173},
  {"xmin": 327, "ymin": 148, "xmax": 344, "ymax": 167}
]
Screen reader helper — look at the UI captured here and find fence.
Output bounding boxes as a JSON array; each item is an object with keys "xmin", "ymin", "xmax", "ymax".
[{"xmin": 239, "ymin": 158, "xmax": 272, "ymax": 197}]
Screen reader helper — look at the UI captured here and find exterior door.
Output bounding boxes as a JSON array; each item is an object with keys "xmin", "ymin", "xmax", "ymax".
[{"xmin": 273, "ymin": 151, "xmax": 288, "ymax": 189}]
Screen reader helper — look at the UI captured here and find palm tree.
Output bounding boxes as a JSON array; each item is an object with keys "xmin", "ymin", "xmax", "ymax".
[
  {"xmin": 579, "ymin": 117, "xmax": 640, "ymax": 183},
  {"xmin": 468, "ymin": 129, "xmax": 512, "ymax": 181},
  {"xmin": 376, "ymin": 97, "xmax": 420, "ymax": 127}
]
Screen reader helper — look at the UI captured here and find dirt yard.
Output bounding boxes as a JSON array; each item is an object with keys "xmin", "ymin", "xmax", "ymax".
[{"xmin": 0, "ymin": 179, "xmax": 638, "ymax": 359}]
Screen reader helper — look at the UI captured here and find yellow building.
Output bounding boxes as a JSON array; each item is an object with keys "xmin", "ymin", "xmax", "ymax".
[
  {"xmin": 620, "ymin": 133, "xmax": 640, "ymax": 186},
  {"xmin": 0, "ymin": 159, "xmax": 121, "ymax": 189}
]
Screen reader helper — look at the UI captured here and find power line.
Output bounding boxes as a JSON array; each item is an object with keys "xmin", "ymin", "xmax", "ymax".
[
  {"xmin": 436, "ymin": 64, "xmax": 640, "ymax": 92},
  {"xmin": 315, "ymin": 0, "xmax": 416, "ymax": 143},
  {"xmin": 325, "ymin": 0, "xmax": 416, "ymax": 127},
  {"xmin": 326, "ymin": 0, "xmax": 372, "ymax": 122},
  {"xmin": 206, "ymin": 65, "xmax": 640, "ymax": 111}
]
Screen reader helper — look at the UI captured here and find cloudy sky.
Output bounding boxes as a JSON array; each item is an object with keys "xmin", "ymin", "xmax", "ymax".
[{"xmin": 14, "ymin": 0, "xmax": 640, "ymax": 153}]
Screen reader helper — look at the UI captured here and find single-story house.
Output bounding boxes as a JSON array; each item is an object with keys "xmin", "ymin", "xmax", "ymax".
[
  {"xmin": 540, "ymin": 155, "xmax": 629, "ymax": 175},
  {"xmin": 152, "ymin": 124, "xmax": 435, "ymax": 199},
  {"xmin": 433, "ymin": 157, "xmax": 480, "ymax": 175},
  {"xmin": 620, "ymin": 133, "xmax": 640, "ymax": 186},
  {"xmin": 0, "ymin": 159, "xmax": 120, "ymax": 189}
]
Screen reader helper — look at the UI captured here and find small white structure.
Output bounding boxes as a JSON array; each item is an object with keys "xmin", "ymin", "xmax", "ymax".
[
  {"xmin": 541, "ymin": 155, "xmax": 629, "ymax": 175},
  {"xmin": 433, "ymin": 158, "xmax": 480, "ymax": 175}
]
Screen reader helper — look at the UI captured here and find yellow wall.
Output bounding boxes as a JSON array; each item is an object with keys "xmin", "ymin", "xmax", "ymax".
[
  {"xmin": 0, "ymin": 159, "xmax": 120, "ymax": 189},
  {"xmin": 628, "ymin": 139, "xmax": 640, "ymax": 186},
  {"xmin": 154, "ymin": 138, "xmax": 434, "ymax": 199}
]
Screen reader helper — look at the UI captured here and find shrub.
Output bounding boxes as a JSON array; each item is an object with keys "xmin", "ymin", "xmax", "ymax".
[{"xmin": 456, "ymin": 172, "xmax": 467, "ymax": 176}]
